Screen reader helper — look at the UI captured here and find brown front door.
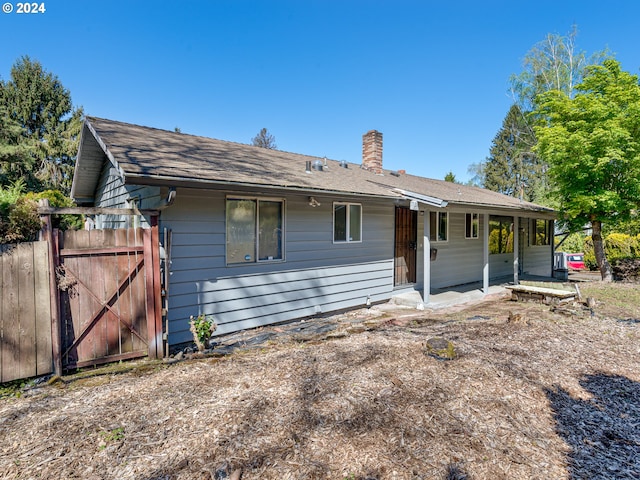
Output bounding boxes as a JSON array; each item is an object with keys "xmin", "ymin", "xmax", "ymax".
[{"xmin": 394, "ymin": 207, "xmax": 417, "ymax": 285}]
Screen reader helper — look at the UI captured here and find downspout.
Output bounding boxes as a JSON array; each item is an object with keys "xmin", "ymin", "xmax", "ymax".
[{"xmin": 153, "ymin": 187, "xmax": 177, "ymax": 210}]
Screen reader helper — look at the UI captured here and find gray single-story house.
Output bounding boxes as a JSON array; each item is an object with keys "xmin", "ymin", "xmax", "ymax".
[{"xmin": 71, "ymin": 117, "xmax": 555, "ymax": 346}]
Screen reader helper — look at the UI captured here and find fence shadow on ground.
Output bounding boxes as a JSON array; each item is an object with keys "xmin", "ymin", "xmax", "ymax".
[{"xmin": 546, "ymin": 373, "xmax": 640, "ymax": 480}]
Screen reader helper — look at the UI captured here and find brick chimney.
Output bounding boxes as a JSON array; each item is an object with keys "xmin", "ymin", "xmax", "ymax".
[{"xmin": 362, "ymin": 130, "xmax": 383, "ymax": 174}]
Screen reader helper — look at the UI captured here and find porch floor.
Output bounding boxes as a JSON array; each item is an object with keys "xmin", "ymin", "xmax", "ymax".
[{"xmin": 390, "ymin": 274, "xmax": 562, "ymax": 310}]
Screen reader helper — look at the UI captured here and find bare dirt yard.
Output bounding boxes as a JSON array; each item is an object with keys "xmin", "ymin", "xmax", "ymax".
[{"xmin": 1, "ymin": 281, "xmax": 639, "ymax": 480}]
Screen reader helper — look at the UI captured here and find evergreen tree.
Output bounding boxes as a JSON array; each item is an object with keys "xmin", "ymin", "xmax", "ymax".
[
  {"xmin": 0, "ymin": 56, "xmax": 83, "ymax": 194},
  {"xmin": 0, "ymin": 104, "xmax": 35, "ymax": 187},
  {"xmin": 444, "ymin": 171, "xmax": 459, "ymax": 183},
  {"xmin": 484, "ymin": 104, "xmax": 545, "ymax": 202}
]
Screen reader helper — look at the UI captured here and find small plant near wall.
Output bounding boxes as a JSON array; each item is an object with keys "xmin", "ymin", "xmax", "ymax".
[{"xmin": 189, "ymin": 314, "xmax": 217, "ymax": 351}]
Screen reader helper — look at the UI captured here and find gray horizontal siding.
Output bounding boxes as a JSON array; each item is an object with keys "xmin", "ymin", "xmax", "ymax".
[
  {"xmin": 94, "ymin": 159, "xmax": 159, "ymax": 228},
  {"xmin": 490, "ymin": 253, "xmax": 514, "ymax": 279},
  {"xmin": 523, "ymin": 246, "xmax": 552, "ymax": 276},
  {"xmin": 428, "ymin": 212, "xmax": 485, "ymax": 289},
  {"xmin": 161, "ymin": 189, "xmax": 395, "ymax": 345}
]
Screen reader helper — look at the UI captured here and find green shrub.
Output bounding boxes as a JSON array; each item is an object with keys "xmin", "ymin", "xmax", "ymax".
[
  {"xmin": 2, "ymin": 196, "xmax": 41, "ymax": 243},
  {"xmin": 582, "ymin": 232, "xmax": 639, "ymax": 270},
  {"xmin": 0, "ymin": 180, "xmax": 25, "ymax": 218},
  {"xmin": 0, "ymin": 184, "xmax": 82, "ymax": 243},
  {"xmin": 189, "ymin": 314, "xmax": 217, "ymax": 351},
  {"xmin": 555, "ymin": 232, "xmax": 586, "ymax": 254},
  {"xmin": 27, "ymin": 189, "xmax": 83, "ymax": 231}
]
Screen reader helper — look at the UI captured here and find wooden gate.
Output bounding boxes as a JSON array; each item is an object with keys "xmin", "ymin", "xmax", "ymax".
[{"xmin": 57, "ymin": 227, "xmax": 162, "ymax": 369}]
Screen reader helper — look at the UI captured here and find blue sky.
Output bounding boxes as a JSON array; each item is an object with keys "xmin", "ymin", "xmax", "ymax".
[{"xmin": 2, "ymin": 1, "xmax": 640, "ymax": 182}]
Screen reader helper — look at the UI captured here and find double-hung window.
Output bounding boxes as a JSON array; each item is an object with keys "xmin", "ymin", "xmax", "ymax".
[
  {"xmin": 429, "ymin": 211, "xmax": 448, "ymax": 242},
  {"xmin": 465, "ymin": 213, "xmax": 479, "ymax": 239},
  {"xmin": 333, "ymin": 203, "xmax": 362, "ymax": 242},
  {"xmin": 226, "ymin": 197, "xmax": 284, "ymax": 264}
]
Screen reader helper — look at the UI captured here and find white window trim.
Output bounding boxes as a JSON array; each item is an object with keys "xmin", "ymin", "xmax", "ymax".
[
  {"xmin": 465, "ymin": 212, "xmax": 479, "ymax": 240},
  {"xmin": 430, "ymin": 211, "xmax": 449, "ymax": 243},
  {"xmin": 333, "ymin": 202, "xmax": 363, "ymax": 244},
  {"xmin": 225, "ymin": 195, "xmax": 286, "ymax": 265}
]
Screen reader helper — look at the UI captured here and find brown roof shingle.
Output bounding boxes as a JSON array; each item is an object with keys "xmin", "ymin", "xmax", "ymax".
[{"xmin": 73, "ymin": 116, "xmax": 553, "ymax": 214}]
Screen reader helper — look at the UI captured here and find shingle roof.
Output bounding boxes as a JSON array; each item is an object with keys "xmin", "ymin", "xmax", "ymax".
[{"xmin": 72, "ymin": 116, "xmax": 553, "ymax": 214}]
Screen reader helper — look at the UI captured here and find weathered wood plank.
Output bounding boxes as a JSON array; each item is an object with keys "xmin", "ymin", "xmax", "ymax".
[
  {"xmin": 506, "ymin": 285, "xmax": 575, "ymax": 297},
  {"xmin": 506, "ymin": 285, "xmax": 576, "ymax": 305},
  {"xmin": 2, "ymin": 247, "xmax": 21, "ymax": 381},
  {"xmin": 115, "ymin": 229, "xmax": 134, "ymax": 354},
  {"xmin": 18, "ymin": 243, "xmax": 38, "ymax": 379},
  {"xmin": 73, "ymin": 230, "xmax": 97, "ymax": 363},
  {"xmin": 33, "ymin": 242, "xmax": 52, "ymax": 376},
  {"xmin": 50, "ymin": 230, "xmax": 62, "ymax": 376},
  {"xmin": 129, "ymin": 228, "xmax": 148, "ymax": 352},
  {"xmin": 101, "ymin": 229, "xmax": 120, "ymax": 358}
]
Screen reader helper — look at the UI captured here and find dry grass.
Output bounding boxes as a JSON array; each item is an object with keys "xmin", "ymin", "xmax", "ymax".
[{"xmin": 1, "ymin": 282, "xmax": 639, "ymax": 480}]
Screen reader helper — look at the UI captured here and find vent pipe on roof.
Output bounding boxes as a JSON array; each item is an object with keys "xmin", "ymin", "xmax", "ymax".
[{"xmin": 305, "ymin": 161, "xmax": 312, "ymax": 173}]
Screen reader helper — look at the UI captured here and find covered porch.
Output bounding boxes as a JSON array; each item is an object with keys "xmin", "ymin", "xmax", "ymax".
[{"xmin": 391, "ymin": 274, "xmax": 563, "ymax": 310}]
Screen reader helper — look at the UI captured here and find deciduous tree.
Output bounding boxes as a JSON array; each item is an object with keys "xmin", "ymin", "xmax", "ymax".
[
  {"xmin": 251, "ymin": 128, "xmax": 277, "ymax": 149},
  {"xmin": 479, "ymin": 27, "xmax": 606, "ymax": 205},
  {"xmin": 534, "ymin": 59, "xmax": 640, "ymax": 281}
]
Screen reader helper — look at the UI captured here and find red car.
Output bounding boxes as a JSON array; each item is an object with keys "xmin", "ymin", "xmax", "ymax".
[{"xmin": 566, "ymin": 253, "xmax": 586, "ymax": 270}]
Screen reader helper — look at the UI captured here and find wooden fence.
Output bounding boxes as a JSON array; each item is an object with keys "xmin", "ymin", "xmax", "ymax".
[
  {"xmin": 0, "ymin": 242, "xmax": 53, "ymax": 383},
  {"xmin": 0, "ymin": 224, "xmax": 162, "ymax": 383}
]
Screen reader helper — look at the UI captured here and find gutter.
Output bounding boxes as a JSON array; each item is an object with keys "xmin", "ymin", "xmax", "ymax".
[{"xmin": 123, "ymin": 173, "xmax": 402, "ymax": 201}]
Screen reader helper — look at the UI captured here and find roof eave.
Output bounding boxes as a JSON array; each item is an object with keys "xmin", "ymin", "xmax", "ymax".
[
  {"xmin": 70, "ymin": 119, "xmax": 124, "ymax": 204},
  {"xmin": 123, "ymin": 172, "xmax": 403, "ymax": 200}
]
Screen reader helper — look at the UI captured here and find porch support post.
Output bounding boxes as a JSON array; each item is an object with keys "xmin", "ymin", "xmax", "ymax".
[
  {"xmin": 513, "ymin": 216, "xmax": 520, "ymax": 285},
  {"xmin": 483, "ymin": 213, "xmax": 489, "ymax": 295},
  {"xmin": 550, "ymin": 219, "xmax": 555, "ymax": 277},
  {"xmin": 423, "ymin": 210, "xmax": 430, "ymax": 304}
]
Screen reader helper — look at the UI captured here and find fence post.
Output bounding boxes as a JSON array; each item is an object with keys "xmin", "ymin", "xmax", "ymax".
[{"xmin": 39, "ymin": 199, "xmax": 62, "ymax": 377}]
